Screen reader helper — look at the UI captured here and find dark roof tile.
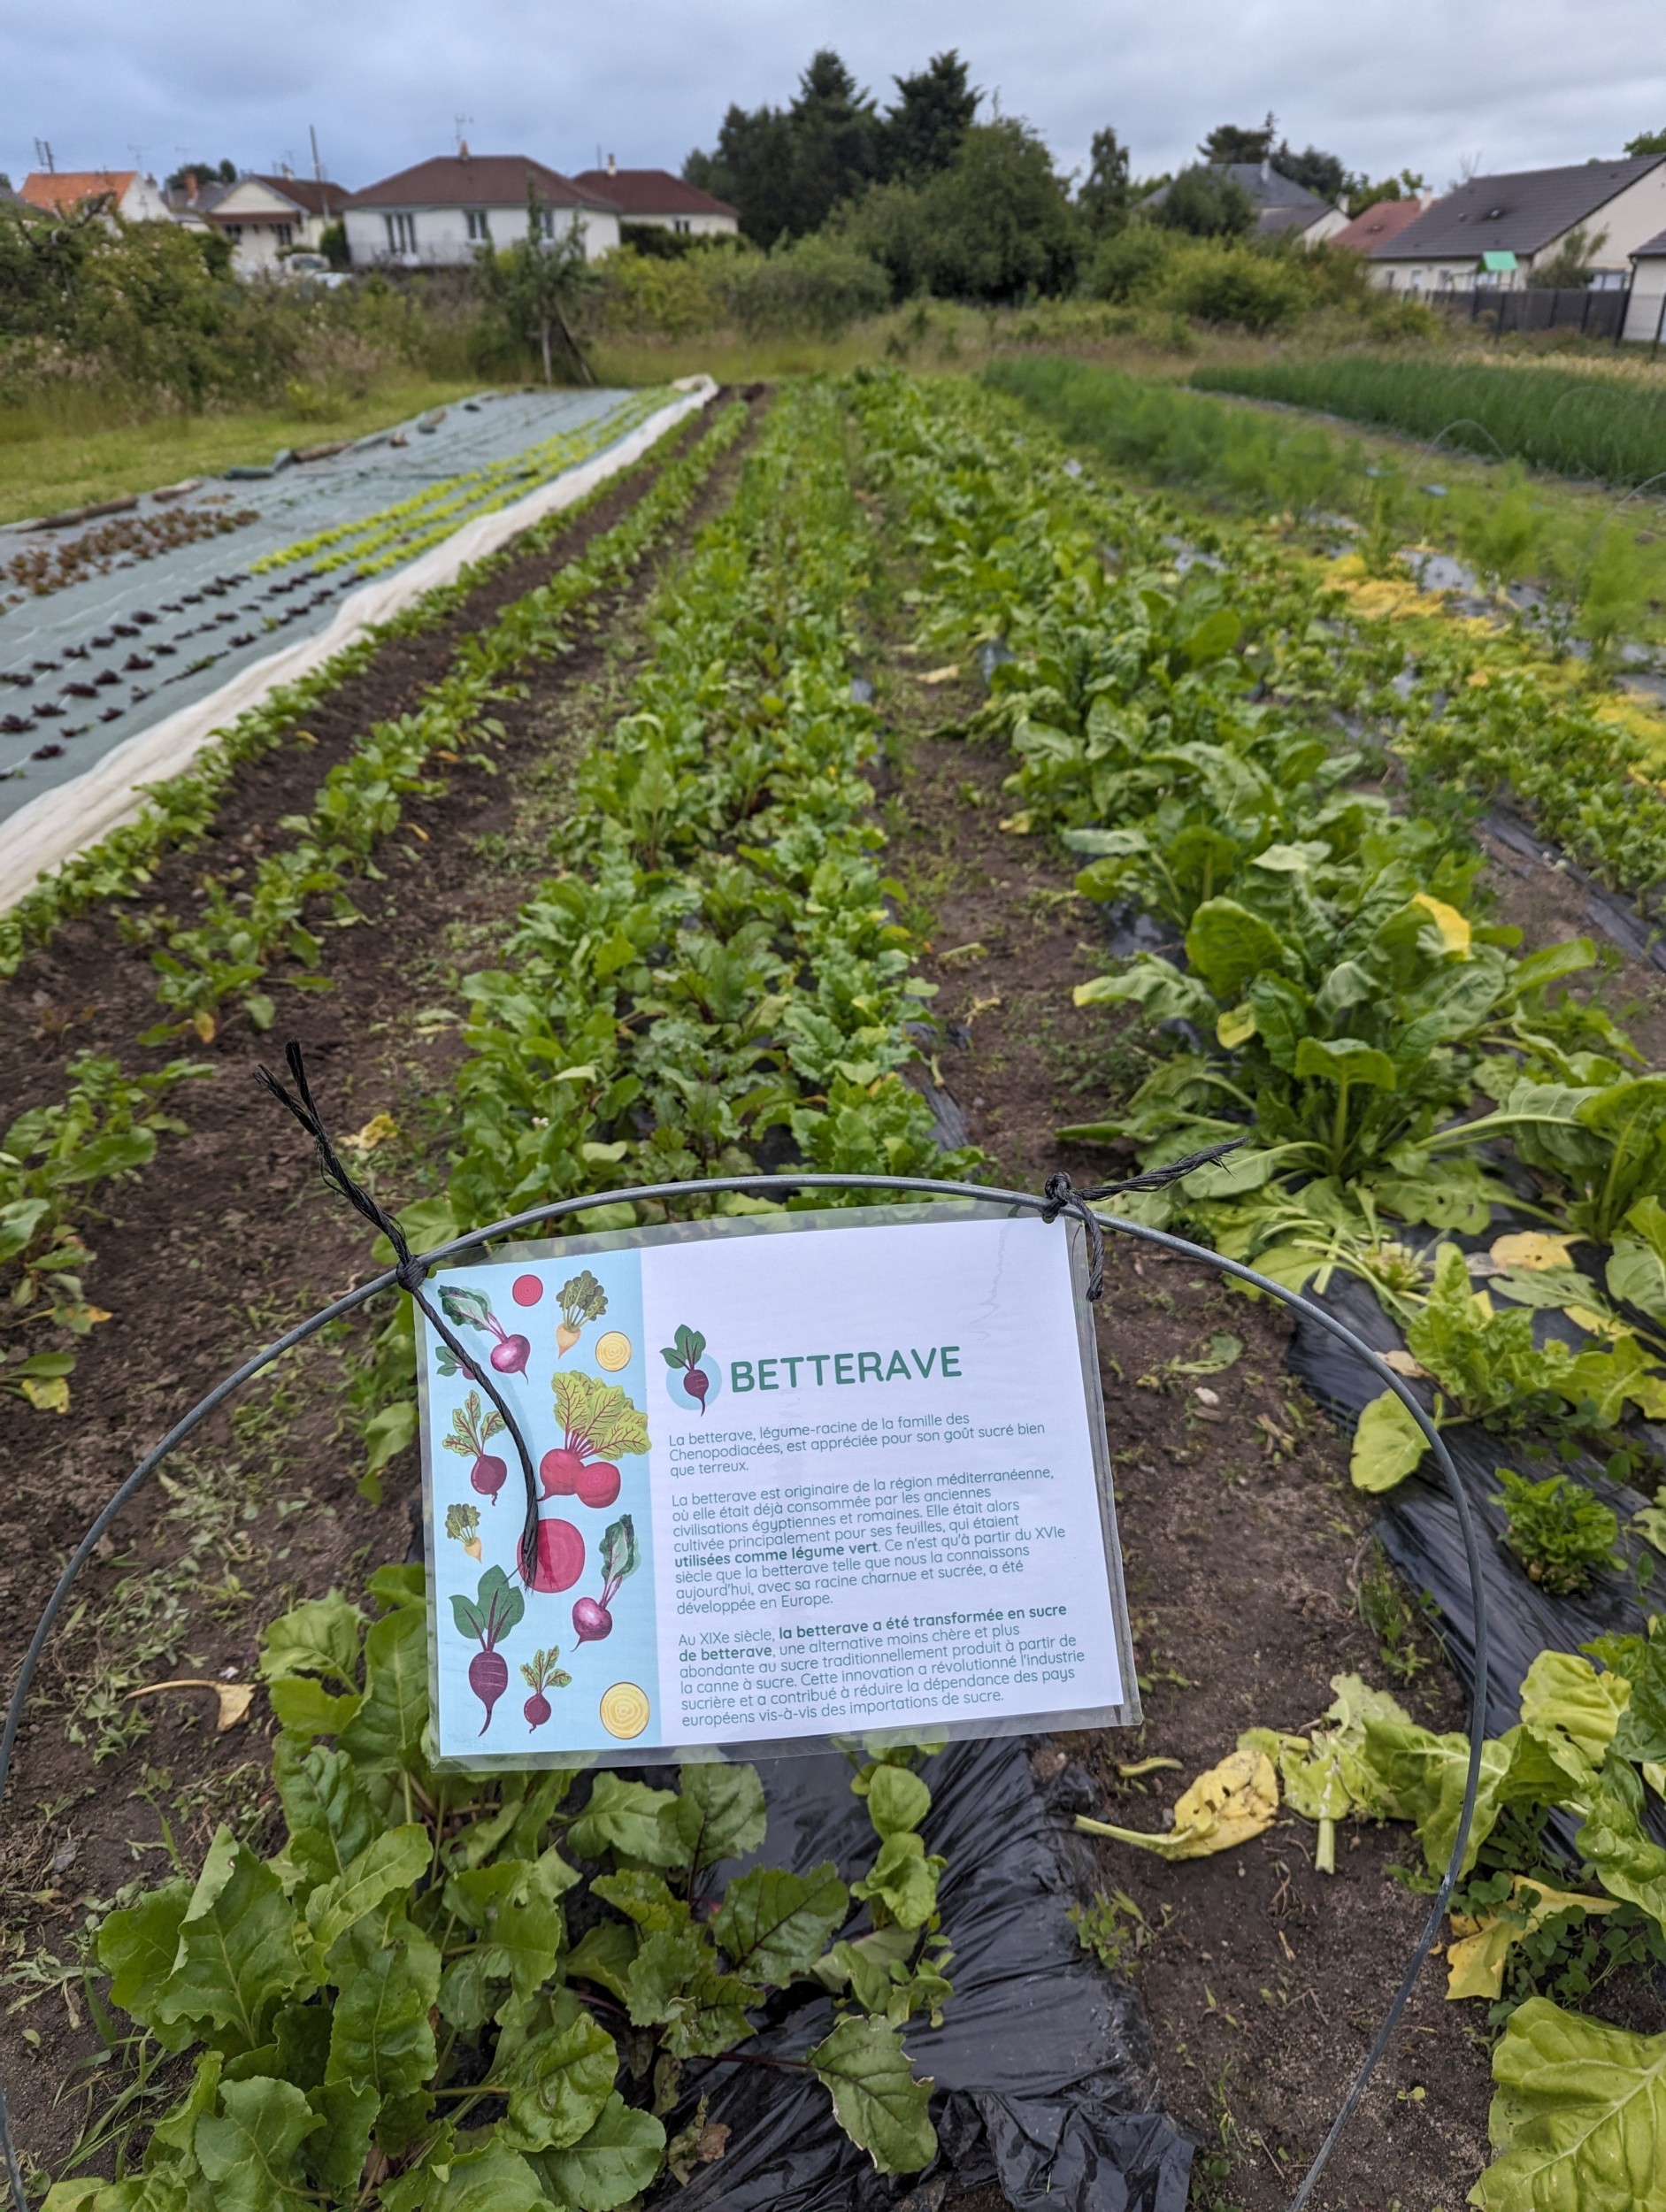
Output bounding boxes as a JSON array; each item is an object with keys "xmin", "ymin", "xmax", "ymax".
[
  {"xmin": 344, "ymin": 156, "xmax": 618, "ymax": 213},
  {"xmin": 1370, "ymin": 155, "xmax": 1665, "ymax": 258}
]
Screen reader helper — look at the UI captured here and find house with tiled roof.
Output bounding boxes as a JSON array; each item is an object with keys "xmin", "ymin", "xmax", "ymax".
[
  {"xmin": 198, "ymin": 172, "xmax": 347, "ymax": 273},
  {"xmin": 1330, "ymin": 196, "xmax": 1440, "ymax": 256},
  {"xmin": 20, "ymin": 168, "xmax": 171, "ymax": 223},
  {"xmin": 341, "ymin": 152, "xmax": 621, "ymax": 268},
  {"xmin": 570, "ymin": 160, "xmax": 738, "ymax": 237},
  {"xmin": 1366, "ymin": 155, "xmax": 1666, "ymax": 292}
]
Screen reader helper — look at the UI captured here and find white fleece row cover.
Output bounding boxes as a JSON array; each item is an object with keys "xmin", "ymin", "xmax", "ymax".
[{"xmin": 0, "ymin": 378, "xmax": 715, "ymax": 913}]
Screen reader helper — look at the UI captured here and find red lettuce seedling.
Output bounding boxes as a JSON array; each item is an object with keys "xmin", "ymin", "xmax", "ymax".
[
  {"xmin": 572, "ymin": 1513, "xmax": 641, "ymax": 1644},
  {"xmin": 556, "ymin": 1268, "xmax": 609, "ymax": 1358},
  {"xmin": 662, "ymin": 1324, "xmax": 710, "ymax": 1415},
  {"xmin": 527, "ymin": 1518, "xmax": 586, "ymax": 1594},
  {"xmin": 521, "ymin": 1646, "xmax": 572, "ymax": 1730},
  {"xmin": 451, "ymin": 1565, "xmax": 525, "ymax": 1734},
  {"xmin": 541, "ymin": 1371, "xmax": 648, "ymax": 1507},
  {"xmin": 439, "ymin": 1283, "xmax": 531, "ymax": 1375},
  {"xmin": 441, "ymin": 1388, "xmax": 508, "ymax": 1504}
]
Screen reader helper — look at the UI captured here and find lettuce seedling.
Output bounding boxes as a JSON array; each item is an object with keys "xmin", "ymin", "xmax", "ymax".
[{"xmin": 1492, "ymin": 1469, "xmax": 1620, "ymax": 1595}]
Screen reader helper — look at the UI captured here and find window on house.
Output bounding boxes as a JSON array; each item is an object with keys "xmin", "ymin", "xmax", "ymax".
[
  {"xmin": 466, "ymin": 209, "xmax": 492, "ymax": 242},
  {"xmin": 276, "ymin": 223, "xmax": 292, "ymax": 247},
  {"xmin": 674, "ymin": 218, "xmax": 689, "ymax": 234},
  {"xmin": 382, "ymin": 213, "xmax": 416, "ymax": 252}
]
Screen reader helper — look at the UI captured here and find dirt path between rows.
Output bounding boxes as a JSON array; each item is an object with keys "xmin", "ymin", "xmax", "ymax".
[
  {"xmin": 0, "ymin": 395, "xmax": 765, "ymax": 2182},
  {"xmin": 874, "ymin": 638, "xmax": 1493, "ymax": 2207}
]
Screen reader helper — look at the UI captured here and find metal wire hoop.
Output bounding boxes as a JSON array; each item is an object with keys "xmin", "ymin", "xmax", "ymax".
[{"xmin": 0, "ymin": 1172, "xmax": 1489, "ymax": 2212}]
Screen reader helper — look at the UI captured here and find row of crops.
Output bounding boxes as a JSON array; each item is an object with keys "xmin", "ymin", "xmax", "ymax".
[
  {"xmin": 27, "ymin": 383, "xmax": 971, "ymax": 2212},
  {"xmin": 985, "ymin": 356, "xmax": 1666, "ymax": 677},
  {"xmin": 10, "ymin": 365, "xmax": 1666, "ymax": 2205}
]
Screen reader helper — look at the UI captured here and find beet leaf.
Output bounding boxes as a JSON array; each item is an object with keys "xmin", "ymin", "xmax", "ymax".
[{"xmin": 552, "ymin": 1370, "xmax": 649, "ymax": 1462}]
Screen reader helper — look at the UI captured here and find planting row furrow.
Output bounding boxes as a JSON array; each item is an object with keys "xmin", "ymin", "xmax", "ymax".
[{"xmin": 852, "ymin": 366, "xmax": 1666, "ymax": 2205}]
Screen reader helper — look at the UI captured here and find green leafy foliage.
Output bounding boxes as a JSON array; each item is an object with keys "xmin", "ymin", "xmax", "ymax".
[
  {"xmin": 1493, "ymin": 1470, "xmax": 1622, "ymax": 1595},
  {"xmin": 50, "ymin": 1566, "xmax": 946, "ymax": 2210}
]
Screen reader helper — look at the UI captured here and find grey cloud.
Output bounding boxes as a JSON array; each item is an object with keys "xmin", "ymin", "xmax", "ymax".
[{"xmin": 5, "ymin": 0, "xmax": 1665, "ymax": 200}]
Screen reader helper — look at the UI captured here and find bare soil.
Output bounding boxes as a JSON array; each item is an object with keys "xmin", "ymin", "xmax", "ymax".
[{"xmin": 875, "ymin": 641, "xmax": 1491, "ymax": 2209}]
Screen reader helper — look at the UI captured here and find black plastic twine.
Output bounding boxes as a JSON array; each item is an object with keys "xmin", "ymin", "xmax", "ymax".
[
  {"xmin": 0, "ymin": 1156, "xmax": 1488, "ymax": 2212},
  {"xmin": 255, "ymin": 1044, "xmax": 541, "ymax": 1586},
  {"xmin": 1040, "ymin": 1139, "xmax": 1249, "ymax": 1300}
]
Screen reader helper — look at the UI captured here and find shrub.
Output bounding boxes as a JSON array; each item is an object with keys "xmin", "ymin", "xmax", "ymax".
[
  {"xmin": 1149, "ymin": 165, "xmax": 1255, "ymax": 239},
  {"xmin": 1155, "ymin": 239, "xmax": 1314, "ymax": 332},
  {"xmin": 1080, "ymin": 224, "xmax": 1173, "ymax": 303},
  {"xmin": 595, "ymin": 243, "xmax": 718, "ymax": 337},
  {"xmin": 709, "ymin": 233, "xmax": 888, "ymax": 336}
]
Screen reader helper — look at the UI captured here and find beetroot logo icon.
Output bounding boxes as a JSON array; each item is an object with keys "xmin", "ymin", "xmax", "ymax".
[{"xmin": 662, "ymin": 1323, "xmax": 718, "ymax": 1416}]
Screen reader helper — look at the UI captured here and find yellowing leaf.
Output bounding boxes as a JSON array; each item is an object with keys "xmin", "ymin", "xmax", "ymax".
[
  {"xmin": 127, "ymin": 1679, "xmax": 255, "ymax": 1732},
  {"xmin": 1381, "ymin": 1348, "xmax": 1431, "ymax": 1379},
  {"xmin": 21, "ymin": 1376, "xmax": 71, "ymax": 1414},
  {"xmin": 917, "ymin": 664, "xmax": 960, "ymax": 685},
  {"xmin": 1217, "ymin": 1002, "xmax": 1258, "ymax": 1048},
  {"xmin": 1447, "ymin": 1878, "xmax": 1619, "ymax": 2002},
  {"xmin": 1563, "ymin": 1304, "xmax": 1631, "ymax": 1341},
  {"xmin": 1075, "ymin": 1747, "xmax": 1277, "ymax": 1860},
  {"xmin": 997, "ymin": 812, "xmax": 1035, "ymax": 835},
  {"xmin": 1412, "ymin": 892, "xmax": 1471, "ymax": 956},
  {"xmin": 341, "ymin": 1113, "xmax": 399, "ymax": 1153},
  {"xmin": 1491, "ymin": 1231, "xmax": 1578, "ymax": 1272},
  {"xmin": 1073, "ymin": 975, "xmax": 1124, "ymax": 1008}
]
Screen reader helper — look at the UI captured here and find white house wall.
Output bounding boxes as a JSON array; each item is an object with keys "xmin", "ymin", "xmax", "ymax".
[
  {"xmin": 1624, "ymin": 262, "xmax": 1666, "ymax": 342},
  {"xmin": 345, "ymin": 204, "xmax": 619, "ymax": 268},
  {"xmin": 626, "ymin": 210, "xmax": 738, "ymax": 237},
  {"xmin": 1371, "ymin": 162, "xmax": 1666, "ymax": 291}
]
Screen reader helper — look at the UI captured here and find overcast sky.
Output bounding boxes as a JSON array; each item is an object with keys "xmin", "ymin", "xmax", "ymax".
[{"xmin": 6, "ymin": 0, "xmax": 1665, "ymax": 197}]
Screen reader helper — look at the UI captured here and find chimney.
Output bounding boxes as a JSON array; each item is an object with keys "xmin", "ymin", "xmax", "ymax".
[
  {"xmin": 1260, "ymin": 156, "xmax": 1271, "ymax": 183},
  {"xmin": 458, "ymin": 139, "xmax": 471, "ymax": 160},
  {"xmin": 607, "ymin": 152, "xmax": 617, "ymax": 176}
]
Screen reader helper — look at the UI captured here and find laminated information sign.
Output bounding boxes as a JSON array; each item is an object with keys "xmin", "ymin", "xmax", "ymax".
[{"xmin": 418, "ymin": 1204, "xmax": 1140, "ymax": 1766}]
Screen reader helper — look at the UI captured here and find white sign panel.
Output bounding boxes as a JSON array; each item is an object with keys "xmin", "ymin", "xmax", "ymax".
[{"xmin": 417, "ymin": 1205, "xmax": 1139, "ymax": 1766}]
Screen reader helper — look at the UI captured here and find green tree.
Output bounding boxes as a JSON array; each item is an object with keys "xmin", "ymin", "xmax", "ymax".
[
  {"xmin": 881, "ymin": 50, "xmax": 979, "ymax": 180},
  {"xmin": 1624, "ymin": 127, "xmax": 1666, "ymax": 155},
  {"xmin": 165, "ymin": 157, "xmax": 237, "ymax": 190},
  {"xmin": 1151, "ymin": 165, "xmax": 1255, "ymax": 238},
  {"xmin": 1530, "ymin": 223, "xmax": 1608, "ymax": 288},
  {"xmin": 688, "ymin": 50, "xmax": 880, "ymax": 244},
  {"xmin": 474, "ymin": 180, "xmax": 595, "ymax": 385},
  {"xmin": 1078, "ymin": 126, "xmax": 1132, "ymax": 238},
  {"xmin": 1346, "ymin": 168, "xmax": 1427, "ymax": 217},
  {"xmin": 844, "ymin": 118, "xmax": 1079, "ymax": 302},
  {"xmin": 1200, "ymin": 114, "xmax": 1278, "ymax": 164},
  {"xmin": 1272, "ymin": 141, "xmax": 1348, "ymax": 202}
]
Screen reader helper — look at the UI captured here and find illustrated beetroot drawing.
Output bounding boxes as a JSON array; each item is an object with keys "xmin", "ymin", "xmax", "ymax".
[
  {"xmin": 441, "ymin": 1389, "xmax": 509, "ymax": 1505},
  {"xmin": 572, "ymin": 1514, "xmax": 641, "ymax": 1644},
  {"xmin": 521, "ymin": 1647, "xmax": 572, "ymax": 1730},
  {"xmin": 661, "ymin": 1324, "xmax": 710, "ymax": 1416},
  {"xmin": 438, "ymin": 1283, "xmax": 531, "ymax": 1375},
  {"xmin": 527, "ymin": 1517, "xmax": 586, "ymax": 1594},
  {"xmin": 451, "ymin": 1566, "xmax": 525, "ymax": 1735},
  {"xmin": 540, "ymin": 1371, "xmax": 648, "ymax": 1506},
  {"xmin": 555, "ymin": 1268, "xmax": 608, "ymax": 1358}
]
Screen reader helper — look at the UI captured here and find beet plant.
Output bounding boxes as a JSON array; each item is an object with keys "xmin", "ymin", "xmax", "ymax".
[
  {"xmin": 70, "ymin": 1564, "xmax": 948, "ymax": 2208},
  {"xmin": 520, "ymin": 1644, "xmax": 572, "ymax": 1729},
  {"xmin": 451, "ymin": 1563, "xmax": 525, "ymax": 1733},
  {"xmin": 443, "ymin": 1500, "xmax": 481, "ymax": 1560},
  {"xmin": 441, "ymin": 1386, "xmax": 508, "ymax": 1503},
  {"xmin": 438, "ymin": 1283, "xmax": 530, "ymax": 1375},
  {"xmin": 662, "ymin": 1322, "xmax": 711, "ymax": 1415},
  {"xmin": 541, "ymin": 1369, "xmax": 648, "ymax": 1508},
  {"xmin": 572, "ymin": 1512, "xmax": 640, "ymax": 1643}
]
